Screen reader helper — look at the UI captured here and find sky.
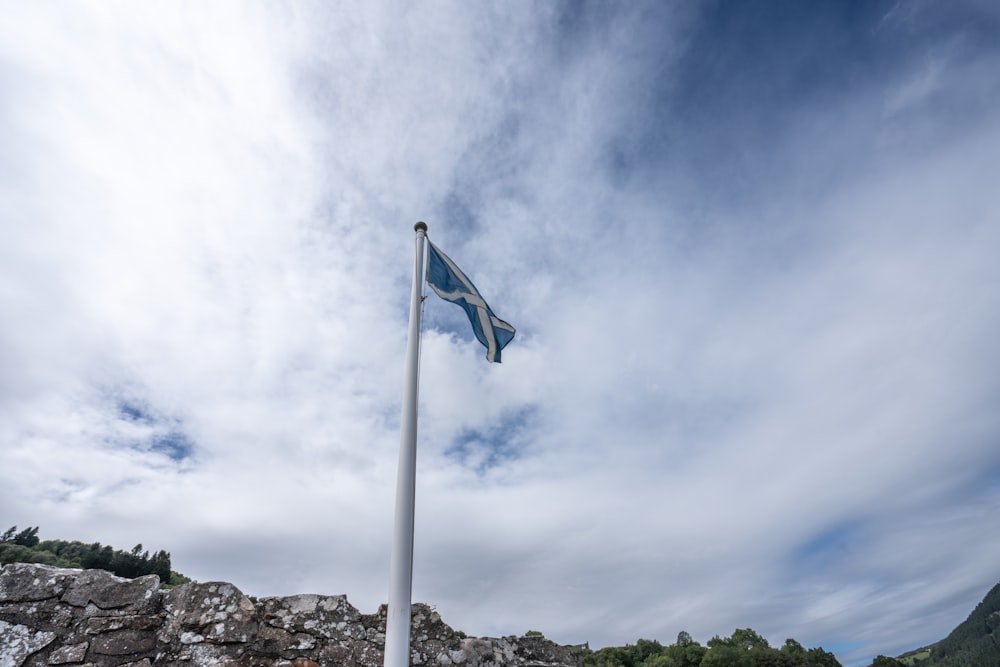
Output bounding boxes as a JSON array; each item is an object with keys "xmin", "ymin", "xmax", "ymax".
[{"xmin": 1, "ymin": 1, "xmax": 999, "ymax": 665}]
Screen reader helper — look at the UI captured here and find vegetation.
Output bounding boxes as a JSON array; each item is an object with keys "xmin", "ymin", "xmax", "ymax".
[
  {"xmin": 579, "ymin": 576, "xmax": 1000, "ymax": 667},
  {"xmin": 898, "ymin": 650, "xmax": 931, "ymax": 665},
  {"xmin": 899, "ymin": 581, "xmax": 1000, "ymax": 667},
  {"xmin": 3, "ymin": 526, "xmax": 999, "ymax": 667},
  {"xmin": 870, "ymin": 658, "xmax": 905, "ymax": 667},
  {"xmin": 0, "ymin": 525, "xmax": 190, "ymax": 587},
  {"xmin": 584, "ymin": 630, "xmax": 840, "ymax": 667}
]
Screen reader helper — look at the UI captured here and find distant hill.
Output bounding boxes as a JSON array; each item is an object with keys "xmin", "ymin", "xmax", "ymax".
[{"xmin": 896, "ymin": 581, "xmax": 1000, "ymax": 667}]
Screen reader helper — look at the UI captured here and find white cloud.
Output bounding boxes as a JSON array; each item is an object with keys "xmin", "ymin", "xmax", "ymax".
[{"xmin": 2, "ymin": 3, "xmax": 999, "ymax": 666}]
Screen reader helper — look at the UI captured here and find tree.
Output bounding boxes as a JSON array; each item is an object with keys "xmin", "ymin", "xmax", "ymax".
[
  {"xmin": 149, "ymin": 550, "xmax": 172, "ymax": 582},
  {"xmin": 926, "ymin": 581, "xmax": 1000, "ymax": 666},
  {"xmin": 805, "ymin": 646, "xmax": 841, "ymax": 667},
  {"xmin": 782, "ymin": 639, "xmax": 807, "ymax": 658},
  {"xmin": 701, "ymin": 643, "xmax": 753, "ymax": 667},
  {"xmin": 664, "ymin": 642, "xmax": 707, "ymax": 667},
  {"xmin": 628, "ymin": 639, "xmax": 666, "ymax": 666},
  {"xmin": 644, "ymin": 655, "xmax": 677, "ymax": 667},
  {"xmin": 702, "ymin": 629, "xmax": 841, "ymax": 667},
  {"xmin": 0, "ymin": 543, "xmax": 57, "ymax": 566},
  {"xmin": 731, "ymin": 628, "xmax": 770, "ymax": 651},
  {"xmin": 1, "ymin": 526, "xmax": 16, "ymax": 542},
  {"xmin": 870, "ymin": 657, "xmax": 904, "ymax": 667},
  {"xmin": 586, "ymin": 646, "xmax": 630, "ymax": 667},
  {"xmin": 13, "ymin": 526, "xmax": 40, "ymax": 548},
  {"xmin": 81, "ymin": 543, "xmax": 113, "ymax": 570}
]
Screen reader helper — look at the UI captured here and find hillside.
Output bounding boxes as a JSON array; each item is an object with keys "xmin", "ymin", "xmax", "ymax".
[{"xmin": 899, "ymin": 581, "xmax": 1000, "ymax": 667}]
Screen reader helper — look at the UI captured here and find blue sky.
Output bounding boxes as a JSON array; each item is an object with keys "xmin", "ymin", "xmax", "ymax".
[{"xmin": 2, "ymin": 2, "xmax": 999, "ymax": 666}]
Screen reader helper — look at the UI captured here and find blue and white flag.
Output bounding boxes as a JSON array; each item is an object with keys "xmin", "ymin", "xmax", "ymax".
[{"xmin": 426, "ymin": 240, "xmax": 515, "ymax": 363}]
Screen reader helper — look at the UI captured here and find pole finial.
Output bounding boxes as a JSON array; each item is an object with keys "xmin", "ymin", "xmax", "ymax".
[{"xmin": 414, "ymin": 221, "xmax": 428, "ymax": 233}]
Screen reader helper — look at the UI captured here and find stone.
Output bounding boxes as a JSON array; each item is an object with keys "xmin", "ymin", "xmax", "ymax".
[
  {"xmin": 0, "ymin": 564, "xmax": 586, "ymax": 667},
  {"xmin": 0, "ymin": 564, "xmax": 80, "ymax": 603},
  {"xmin": 60, "ymin": 570, "xmax": 160, "ymax": 614},
  {"xmin": 0, "ymin": 619, "xmax": 57, "ymax": 667},
  {"xmin": 81, "ymin": 614, "xmax": 163, "ymax": 635},
  {"xmin": 411, "ymin": 604, "xmax": 458, "ymax": 644},
  {"xmin": 512, "ymin": 635, "xmax": 586, "ymax": 667},
  {"xmin": 82, "ymin": 614, "xmax": 162, "ymax": 635},
  {"xmin": 316, "ymin": 643, "xmax": 353, "ymax": 665},
  {"xmin": 353, "ymin": 641, "xmax": 385, "ymax": 667},
  {"xmin": 461, "ymin": 636, "xmax": 505, "ymax": 666},
  {"xmin": 155, "ymin": 641, "xmax": 247, "ymax": 667},
  {"xmin": 0, "ymin": 598, "xmax": 76, "ymax": 632},
  {"xmin": 160, "ymin": 582, "xmax": 257, "ymax": 645},
  {"xmin": 46, "ymin": 641, "xmax": 88, "ymax": 664},
  {"xmin": 260, "ymin": 594, "xmax": 365, "ymax": 642},
  {"xmin": 254, "ymin": 624, "xmax": 293, "ymax": 652},
  {"xmin": 89, "ymin": 629, "xmax": 157, "ymax": 656}
]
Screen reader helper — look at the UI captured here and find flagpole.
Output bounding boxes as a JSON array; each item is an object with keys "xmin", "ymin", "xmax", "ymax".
[{"xmin": 384, "ymin": 221, "xmax": 428, "ymax": 667}]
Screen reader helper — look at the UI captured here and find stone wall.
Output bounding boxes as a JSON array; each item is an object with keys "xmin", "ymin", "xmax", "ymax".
[{"xmin": 0, "ymin": 563, "xmax": 584, "ymax": 667}]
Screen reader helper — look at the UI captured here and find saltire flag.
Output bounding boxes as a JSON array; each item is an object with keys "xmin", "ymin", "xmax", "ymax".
[{"xmin": 426, "ymin": 240, "xmax": 516, "ymax": 363}]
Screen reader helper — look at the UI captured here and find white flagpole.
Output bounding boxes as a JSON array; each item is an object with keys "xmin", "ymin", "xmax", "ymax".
[{"xmin": 384, "ymin": 221, "xmax": 428, "ymax": 667}]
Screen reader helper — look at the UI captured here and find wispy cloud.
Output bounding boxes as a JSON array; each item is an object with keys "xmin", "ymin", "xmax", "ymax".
[{"xmin": 2, "ymin": 2, "xmax": 999, "ymax": 666}]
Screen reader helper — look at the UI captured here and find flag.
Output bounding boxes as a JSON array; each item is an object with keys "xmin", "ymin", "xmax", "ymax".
[{"xmin": 426, "ymin": 240, "xmax": 515, "ymax": 363}]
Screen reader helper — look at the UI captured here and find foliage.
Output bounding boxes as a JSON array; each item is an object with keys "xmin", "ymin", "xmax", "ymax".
[
  {"xmin": 579, "ymin": 579, "xmax": 1000, "ymax": 667},
  {"xmin": 1, "ymin": 543, "xmax": 64, "ymax": 566},
  {"xmin": 585, "ymin": 630, "xmax": 838, "ymax": 667},
  {"xmin": 1, "ymin": 525, "xmax": 41, "ymax": 548},
  {"xmin": 922, "ymin": 581, "xmax": 1000, "ymax": 667},
  {"xmin": 877, "ymin": 581, "xmax": 1000, "ymax": 667},
  {"xmin": 166, "ymin": 570, "xmax": 192, "ymax": 587},
  {"xmin": 15, "ymin": 526, "xmax": 41, "ymax": 547},
  {"xmin": 1, "ymin": 525, "xmax": 188, "ymax": 586}
]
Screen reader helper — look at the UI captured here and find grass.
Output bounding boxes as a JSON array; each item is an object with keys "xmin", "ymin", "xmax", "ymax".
[{"xmin": 899, "ymin": 650, "xmax": 931, "ymax": 664}]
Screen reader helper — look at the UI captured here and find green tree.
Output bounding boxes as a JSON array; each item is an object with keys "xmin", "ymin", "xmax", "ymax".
[
  {"xmin": 805, "ymin": 646, "xmax": 841, "ymax": 667},
  {"xmin": 149, "ymin": 550, "xmax": 172, "ymax": 582},
  {"xmin": 0, "ymin": 543, "xmax": 57, "ymax": 566},
  {"xmin": 663, "ymin": 641, "xmax": 707, "ymax": 667},
  {"xmin": 731, "ymin": 628, "xmax": 770, "ymax": 651},
  {"xmin": 627, "ymin": 639, "xmax": 666, "ymax": 666},
  {"xmin": 782, "ymin": 639, "xmax": 807, "ymax": 658},
  {"xmin": 0, "ymin": 527, "xmax": 189, "ymax": 585},
  {"xmin": 702, "ymin": 642, "xmax": 753, "ymax": 667},
  {"xmin": 871, "ymin": 657, "xmax": 904, "ymax": 667},
  {"xmin": 925, "ymin": 581, "xmax": 1000, "ymax": 666},
  {"xmin": 701, "ymin": 629, "xmax": 841, "ymax": 667},
  {"xmin": 13, "ymin": 526, "xmax": 40, "ymax": 547},
  {"xmin": 643, "ymin": 655, "xmax": 677, "ymax": 667},
  {"xmin": 586, "ymin": 646, "xmax": 630, "ymax": 667},
  {"xmin": 81, "ymin": 543, "xmax": 113, "ymax": 570}
]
